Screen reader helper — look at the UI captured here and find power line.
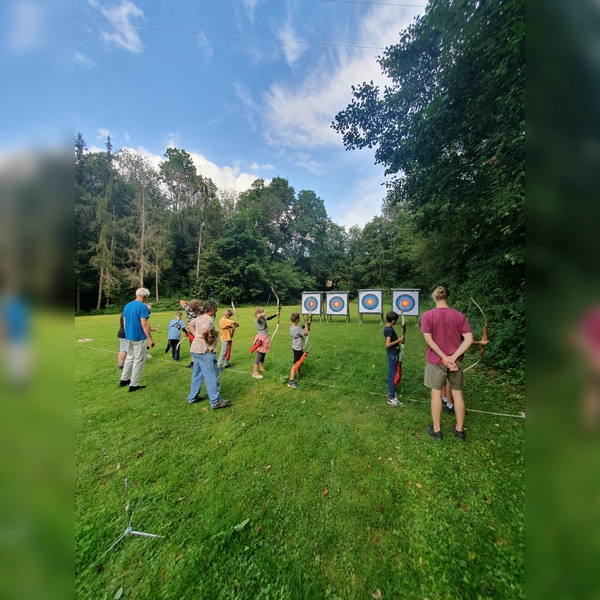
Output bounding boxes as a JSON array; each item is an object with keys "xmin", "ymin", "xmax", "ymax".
[
  {"xmin": 320, "ymin": 0, "xmax": 427, "ymax": 7},
  {"xmin": 75, "ymin": 16, "xmax": 387, "ymax": 50}
]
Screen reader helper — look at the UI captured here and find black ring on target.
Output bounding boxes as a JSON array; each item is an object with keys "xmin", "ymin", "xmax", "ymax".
[
  {"xmin": 329, "ymin": 296, "xmax": 345, "ymax": 312},
  {"xmin": 395, "ymin": 294, "xmax": 415, "ymax": 312},
  {"xmin": 361, "ymin": 293, "xmax": 380, "ymax": 310},
  {"xmin": 304, "ymin": 296, "xmax": 318, "ymax": 312}
]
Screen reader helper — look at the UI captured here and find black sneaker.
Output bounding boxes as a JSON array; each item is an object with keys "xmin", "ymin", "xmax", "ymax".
[
  {"xmin": 211, "ymin": 399, "xmax": 231, "ymax": 410},
  {"xmin": 188, "ymin": 394, "xmax": 207, "ymax": 404},
  {"xmin": 425, "ymin": 425, "xmax": 442, "ymax": 441},
  {"xmin": 128, "ymin": 385, "xmax": 146, "ymax": 393},
  {"xmin": 452, "ymin": 426, "xmax": 465, "ymax": 442},
  {"xmin": 443, "ymin": 404, "xmax": 455, "ymax": 413},
  {"xmin": 186, "ymin": 362, "xmax": 194, "ymax": 369},
  {"xmin": 119, "ymin": 379, "xmax": 131, "ymax": 387}
]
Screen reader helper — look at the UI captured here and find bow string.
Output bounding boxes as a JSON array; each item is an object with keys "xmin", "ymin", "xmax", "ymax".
[{"xmin": 463, "ymin": 296, "xmax": 489, "ymax": 372}]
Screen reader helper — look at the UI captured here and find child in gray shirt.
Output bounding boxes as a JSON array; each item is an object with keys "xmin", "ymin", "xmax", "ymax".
[{"xmin": 288, "ymin": 312, "xmax": 309, "ymax": 389}]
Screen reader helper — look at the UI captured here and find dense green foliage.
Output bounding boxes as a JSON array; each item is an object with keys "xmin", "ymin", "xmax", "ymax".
[
  {"xmin": 333, "ymin": 0, "xmax": 524, "ymax": 374},
  {"xmin": 76, "ymin": 309, "xmax": 524, "ymax": 599},
  {"xmin": 75, "ymin": 0, "xmax": 524, "ymax": 374}
]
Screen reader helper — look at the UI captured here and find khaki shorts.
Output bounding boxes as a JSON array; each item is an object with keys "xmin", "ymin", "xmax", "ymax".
[{"xmin": 424, "ymin": 362, "xmax": 464, "ymax": 391}]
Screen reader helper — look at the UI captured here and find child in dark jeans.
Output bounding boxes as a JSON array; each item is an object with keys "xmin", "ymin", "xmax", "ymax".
[
  {"xmin": 287, "ymin": 313, "xmax": 309, "ymax": 389},
  {"xmin": 165, "ymin": 310, "xmax": 187, "ymax": 361},
  {"xmin": 383, "ymin": 311, "xmax": 405, "ymax": 406}
]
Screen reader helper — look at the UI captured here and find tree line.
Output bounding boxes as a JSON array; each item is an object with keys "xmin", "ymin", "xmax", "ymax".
[{"xmin": 75, "ymin": 0, "xmax": 523, "ymax": 374}]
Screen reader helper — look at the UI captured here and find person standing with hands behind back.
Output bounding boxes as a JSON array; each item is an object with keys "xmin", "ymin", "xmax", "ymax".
[
  {"xmin": 421, "ymin": 285, "xmax": 474, "ymax": 441},
  {"xmin": 384, "ymin": 311, "xmax": 405, "ymax": 406}
]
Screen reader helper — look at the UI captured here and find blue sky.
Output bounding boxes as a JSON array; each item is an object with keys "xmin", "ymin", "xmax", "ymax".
[{"xmin": 4, "ymin": 0, "xmax": 427, "ymax": 229}]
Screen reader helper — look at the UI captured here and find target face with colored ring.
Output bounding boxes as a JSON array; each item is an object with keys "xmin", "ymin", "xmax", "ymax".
[
  {"xmin": 359, "ymin": 292, "xmax": 381, "ymax": 313},
  {"xmin": 304, "ymin": 296, "xmax": 319, "ymax": 312},
  {"xmin": 391, "ymin": 290, "xmax": 420, "ymax": 316},
  {"xmin": 395, "ymin": 294, "xmax": 415, "ymax": 312},
  {"xmin": 329, "ymin": 296, "xmax": 345, "ymax": 312}
]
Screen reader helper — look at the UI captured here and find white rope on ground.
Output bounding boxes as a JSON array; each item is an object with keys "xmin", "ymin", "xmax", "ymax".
[
  {"xmin": 75, "ymin": 343, "xmax": 180, "ymax": 365},
  {"xmin": 76, "ymin": 343, "xmax": 525, "ymax": 418}
]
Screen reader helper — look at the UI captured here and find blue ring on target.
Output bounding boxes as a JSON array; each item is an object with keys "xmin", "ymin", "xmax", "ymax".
[
  {"xmin": 361, "ymin": 293, "xmax": 380, "ymax": 310},
  {"xmin": 304, "ymin": 296, "xmax": 318, "ymax": 312},
  {"xmin": 329, "ymin": 296, "xmax": 345, "ymax": 312},
  {"xmin": 395, "ymin": 294, "xmax": 415, "ymax": 312}
]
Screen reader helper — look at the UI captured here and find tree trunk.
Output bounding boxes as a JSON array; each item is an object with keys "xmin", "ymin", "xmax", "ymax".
[
  {"xmin": 155, "ymin": 253, "xmax": 159, "ymax": 302},
  {"xmin": 96, "ymin": 265, "xmax": 104, "ymax": 310},
  {"xmin": 140, "ymin": 184, "xmax": 145, "ymax": 287},
  {"xmin": 196, "ymin": 223, "xmax": 202, "ymax": 280},
  {"xmin": 76, "ymin": 281, "xmax": 80, "ymax": 312}
]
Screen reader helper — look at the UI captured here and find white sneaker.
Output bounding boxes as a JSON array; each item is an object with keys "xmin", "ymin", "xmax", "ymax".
[
  {"xmin": 387, "ymin": 397, "xmax": 400, "ymax": 406},
  {"xmin": 252, "ymin": 373, "xmax": 263, "ymax": 379}
]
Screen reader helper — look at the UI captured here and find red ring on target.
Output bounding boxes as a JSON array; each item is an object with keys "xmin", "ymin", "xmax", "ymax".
[
  {"xmin": 304, "ymin": 296, "xmax": 318, "ymax": 312},
  {"xmin": 329, "ymin": 296, "xmax": 345, "ymax": 312},
  {"xmin": 361, "ymin": 293, "xmax": 380, "ymax": 310},
  {"xmin": 395, "ymin": 294, "xmax": 416, "ymax": 312}
]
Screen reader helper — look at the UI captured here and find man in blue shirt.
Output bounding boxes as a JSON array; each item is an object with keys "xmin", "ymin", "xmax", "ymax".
[{"xmin": 119, "ymin": 288, "xmax": 155, "ymax": 392}]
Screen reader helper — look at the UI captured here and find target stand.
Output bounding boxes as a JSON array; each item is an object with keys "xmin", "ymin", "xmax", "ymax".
[
  {"xmin": 325, "ymin": 291, "xmax": 350, "ymax": 323},
  {"xmin": 357, "ymin": 289, "xmax": 384, "ymax": 324},
  {"xmin": 102, "ymin": 477, "xmax": 162, "ymax": 557}
]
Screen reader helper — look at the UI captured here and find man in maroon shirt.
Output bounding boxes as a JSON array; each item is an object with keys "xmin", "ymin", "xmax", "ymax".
[{"xmin": 421, "ymin": 286, "xmax": 473, "ymax": 441}]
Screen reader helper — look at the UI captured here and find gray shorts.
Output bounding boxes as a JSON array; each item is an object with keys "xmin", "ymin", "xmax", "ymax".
[
  {"xmin": 119, "ymin": 339, "xmax": 128, "ymax": 353},
  {"xmin": 424, "ymin": 362, "xmax": 464, "ymax": 391}
]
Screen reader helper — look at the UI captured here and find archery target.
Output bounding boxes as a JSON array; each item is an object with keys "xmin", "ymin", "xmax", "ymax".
[
  {"xmin": 358, "ymin": 290, "xmax": 383, "ymax": 314},
  {"xmin": 301, "ymin": 292, "xmax": 323, "ymax": 316},
  {"xmin": 392, "ymin": 289, "xmax": 420, "ymax": 317},
  {"xmin": 325, "ymin": 292, "xmax": 349, "ymax": 316}
]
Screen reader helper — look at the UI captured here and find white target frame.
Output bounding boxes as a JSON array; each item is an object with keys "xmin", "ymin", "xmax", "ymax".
[
  {"xmin": 301, "ymin": 291, "xmax": 324, "ymax": 322},
  {"xmin": 325, "ymin": 291, "xmax": 350, "ymax": 322},
  {"xmin": 391, "ymin": 289, "xmax": 420, "ymax": 318},
  {"xmin": 357, "ymin": 289, "xmax": 384, "ymax": 323}
]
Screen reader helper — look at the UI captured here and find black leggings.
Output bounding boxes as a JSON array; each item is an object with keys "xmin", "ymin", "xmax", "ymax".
[{"xmin": 165, "ymin": 339, "xmax": 181, "ymax": 361}]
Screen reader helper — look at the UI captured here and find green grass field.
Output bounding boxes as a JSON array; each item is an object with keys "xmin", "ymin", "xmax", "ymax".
[{"xmin": 75, "ymin": 304, "xmax": 524, "ymax": 599}]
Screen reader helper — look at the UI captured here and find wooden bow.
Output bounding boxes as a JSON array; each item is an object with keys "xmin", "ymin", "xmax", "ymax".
[
  {"xmin": 463, "ymin": 297, "xmax": 489, "ymax": 372},
  {"xmin": 396, "ymin": 304, "xmax": 406, "ymax": 394},
  {"xmin": 270, "ymin": 286, "xmax": 281, "ymax": 341}
]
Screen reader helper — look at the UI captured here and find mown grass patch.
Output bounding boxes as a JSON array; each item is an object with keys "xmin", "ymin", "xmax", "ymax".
[{"xmin": 76, "ymin": 304, "xmax": 524, "ymax": 599}]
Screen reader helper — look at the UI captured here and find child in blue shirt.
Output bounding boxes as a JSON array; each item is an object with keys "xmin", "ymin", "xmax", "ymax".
[{"xmin": 165, "ymin": 311, "xmax": 187, "ymax": 362}]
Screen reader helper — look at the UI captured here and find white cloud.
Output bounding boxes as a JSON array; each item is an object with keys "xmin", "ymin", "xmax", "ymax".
[
  {"xmin": 75, "ymin": 51, "xmax": 95, "ymax": 69},
  {"xmin": 274, "ymin": 20, "xmax": 306, "ymax": 66},
  {"xmin": 251, "ymin": 162, "xmax": 274, "ymax": 171},
  {"xmin": 334, "ymin": 172, "xmax": 387, "ymax": 230},
  {"xmin": 241, "ymin": 0, "xmax": 262, "ymax": 24},
  {"xmin": 133, "ymin": 146, "xmax": 162, "ymax": 170},
  {"xmin": 189, "ymin": 152, "xmax": 266, "ymax": 193},
  {"xmin": 198, "ymin": 34, "xmax": 213, "ymax": 59},
  {"xmin": 166, "ymin": 133, "xmax": 180, "ymax": 148},
  {"xmin": 100, "ymin": 0, "xmax": 144, "ymax": 53},
  {"xmin": 96, "ymin": 128, "xmax": 110, "ymax": 140},
  {"xmin": 112, "ymin": 145, "xmax": 267, "ymax": 194},
  {"xmin": 257, "ymin": 6, "xmax": 422, "ymax": 151}
]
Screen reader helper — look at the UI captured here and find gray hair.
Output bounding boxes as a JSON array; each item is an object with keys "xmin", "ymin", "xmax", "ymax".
[
  {"xmin": 136, "ymin": 287, "xmax": 150, "ymax": 298},
  {"xmin": 202, "ymin": 299, "xmax": 219, "ymax": 313}
]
